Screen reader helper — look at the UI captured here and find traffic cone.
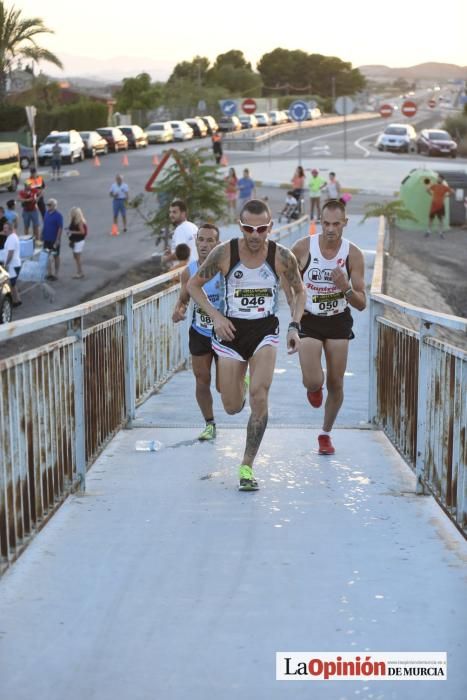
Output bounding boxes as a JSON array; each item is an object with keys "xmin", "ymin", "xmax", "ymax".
[
  {"xmin": 94, "ymin": 155, "xmax": 101, "ymax": 167},
  {"xmin": 152, "ymin": 154, "xmax": 159, "ymax": 166},
  {"xmin": 309, "ymin": 219, "xmax": 317, "ymax": 236},
  {"xmin": 220, "ymin": 154, "xmax": 228, "ymax": 166},
  {"xmin": 122, "ymin": 154, "xmax": 129, "ymax": 166},
  {"xmin": 111, "ymin": 223, "xmax": 119, "ymax": 236}
]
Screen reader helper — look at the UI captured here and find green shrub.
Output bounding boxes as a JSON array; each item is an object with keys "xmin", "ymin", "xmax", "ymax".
[
  {"xmin": 0, "ymin": 105, "xmax": 27, "ymax": 131},
  {"xmin": 35, "ymin": 101, "xmax": 108, "ymax": 139}
]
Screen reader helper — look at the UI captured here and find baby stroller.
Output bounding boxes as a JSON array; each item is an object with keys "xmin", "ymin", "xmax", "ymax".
[{"xmin": 278, "ymin": 190, "xmax": 301, "ymax": 223}]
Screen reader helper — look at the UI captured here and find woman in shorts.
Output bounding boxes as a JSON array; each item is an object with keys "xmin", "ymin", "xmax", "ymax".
[{"xmin": 68, "ymin": 207, "xmax": 87, "ymax": 279}]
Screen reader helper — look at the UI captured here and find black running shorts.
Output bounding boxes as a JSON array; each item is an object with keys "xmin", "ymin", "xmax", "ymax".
[
  {"xmin": 189, "ymin": 327, "xmax": 214, "ymax": 356},
  {"xmin": 299, "ymin": 308, "xmax": 354, "ymax": 342},
  {"xmin": 212, "ymin": 315, "xmax": 279, "ymax": 361}
]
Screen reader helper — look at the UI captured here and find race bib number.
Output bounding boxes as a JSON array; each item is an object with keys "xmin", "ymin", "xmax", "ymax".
[
  {"xmin": 194, "ymin": 304, "xmax": 213, "ymax": 330},
  {"xmin": 234, "ymin": 287, "xmax": 274, "ymax": 314},
  {"xmin": 311, "ymin": 291, "xmax": 346, "ymax": 316}
]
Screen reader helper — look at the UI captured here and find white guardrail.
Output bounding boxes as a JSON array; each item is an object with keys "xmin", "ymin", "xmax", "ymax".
[
  {"xmin": 0, "ymin": 216, "xmax": 309, "ymax": 573},
  {"xmin": 369, "ymin": 217, "xmax": 467, "ymax": 536}
]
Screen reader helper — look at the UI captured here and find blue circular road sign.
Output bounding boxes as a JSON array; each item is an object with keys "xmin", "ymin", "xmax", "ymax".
[
  {"xmin": 221, "ymin": 99, "xmax": 238, "ymax": 115},
  {"xmin": 289, "ymin": 100, "xmax": 308, "ymax": 122}
]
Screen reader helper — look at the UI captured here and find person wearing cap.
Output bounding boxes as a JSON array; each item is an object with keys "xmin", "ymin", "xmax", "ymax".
[
  {"xmin": 308, "ymin": 168, "xmax": 326, "ymax": 222},
  {"xmin": 41, "ymin": 198, "xmax": 63, "ymax": 281},
  {"xmin": 25, "ymin": 166, "xmax": 46, "ymax": 220}
]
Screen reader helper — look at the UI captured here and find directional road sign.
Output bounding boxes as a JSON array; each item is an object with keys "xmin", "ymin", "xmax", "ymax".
[
  {"xmin": 379, "ymin": 103, "xmax": 393, "ymax": 118},
  {"xmin": 428, "ymin": 98, "xmax": 436, "ymax": 108},
  {"xmin": 334, "ymin": 96, "xmax": 355, "ymax": 116},
  {"xmin": 289, "ymin": 100, "xmax": 309, "ymax": 122},
  {"xmin": 220, "ymin": 100, "xmax": 237, "ymax": 116},
  {"xmin": 241, "ymin": 98, "xmax": 257, "ymax": 114},
  {"xmin": 401, "ymin": 100, "xmax": 417, "ymax": 117}
]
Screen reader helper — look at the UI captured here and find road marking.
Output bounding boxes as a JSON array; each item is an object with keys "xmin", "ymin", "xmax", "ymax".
[
  {"xmin": 355, "ymin": 130, "xmax": 386, "ymax": 157},
  {"xmin": 273, "ymin": 122, "xmax": 385, "ymax": 155}
]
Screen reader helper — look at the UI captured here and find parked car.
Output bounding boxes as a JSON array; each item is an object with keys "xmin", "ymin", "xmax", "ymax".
[
  {"xmin": 169, "ymin": 121, "xmax": 194, "ymax": 141},
  {"xmin": 416, "ymin": 129, "xmax": 457, "ymax": 158},
  {"xmin": 95, "ymin": 127, "xmax": 128, "ymax": 152},
  {"xmin": 38, "ymin": 130, "xmax": 85, "ymax": 164},
  {"xmin": 269, "ymin": 110, "xmax": 287, "ymax": 125},
  {"xmin": 239, "ymin": 114, "xmax": 258, "ymax": 129},
  {"xmin": 376, "ymin": 123, "xmax": 417, "ymax": 153},
  {"xmin": 146, "ymin": 122, "xmax": 174, "ymax": 144},
  {"xmin": 79, "ymin": 131, "xmax": 109, "ymax": 157},
  {"xmin": 218, "ymin": 115, "xmax": 242, "ymax": 132},
  {"xmin": 283, "ymin": 109, "xmax": 291, "ymax": 122},
  {"xmin": 184, "ymin": 117, "xmax": 208, "ymax": 138},
  {"xmin": 119, "ymin": 125, "xmax": 148, "ymax": 149},
  {"xmin": 19, "ymin": 143, "xmax": 34, "ymax": 169},
  {"xmin": 254, "ymin": 113, "xmax": 271, "ymax": 127},
  {"xmin": 0, "ymin": 264, "xmax": 13, "ymax": 324},
  {"xmin": 200, "ymin": 115, "xmax": 219, "ymax": 135},
  {"xmin": 0, "ymin": 142, "xmax": 20, "ymax": 192}
]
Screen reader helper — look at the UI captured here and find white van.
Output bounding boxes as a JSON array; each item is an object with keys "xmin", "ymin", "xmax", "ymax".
[
  {"xmin": 0, "ymin": 142, "xmax": 21, "ymax": 192},
  {"xmin": 38, "ymin": 130, "xmax": 85, "ymax": 164}
]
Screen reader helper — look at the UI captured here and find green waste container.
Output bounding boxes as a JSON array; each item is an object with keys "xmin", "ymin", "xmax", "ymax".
[{"xmin": 397, "ymin": 168, "xmax": 446, "ymax": 231}]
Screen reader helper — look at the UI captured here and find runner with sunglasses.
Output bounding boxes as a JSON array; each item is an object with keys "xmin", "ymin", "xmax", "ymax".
[
  {"xmin": 290, "ymin": 199, "xmax": 366, "ymax": 456},
  {"xmin": 187, "ymin": 199, "xmax": 306, "ymax": 491}
]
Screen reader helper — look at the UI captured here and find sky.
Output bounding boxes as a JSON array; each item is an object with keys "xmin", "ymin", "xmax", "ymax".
[{"xmin": 16, "ymin": 0, "xmax": 467, "ymax": 81}]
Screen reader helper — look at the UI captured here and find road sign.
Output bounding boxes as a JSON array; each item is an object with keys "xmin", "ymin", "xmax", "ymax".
[
  {"xmin": 401, "ymin": 100, "xmax": 417, "ymax": 117},
  {"xmin": 379, "ymin": 103, "xmax": 393, "ymax": 118},
  {"xmin": 241, "ymin": 98, "xmax": 257, "ymax": 114},
  {"xmin": 428, "ymin": 98, "xmax": 436, "ymax": 108},
  {"xmin": 334, "ymin": 96, "xmax": 355, "ymax": 116},
  {"xmin": 289, "ymin": 100, "xmax": 308, "ymax": 122},
  {"xmin": 220, "ymin": 99, "xmax": 237, "ymax": 116}
]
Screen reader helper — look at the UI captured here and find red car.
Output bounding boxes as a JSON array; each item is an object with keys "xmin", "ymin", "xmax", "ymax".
[{"xmin": 95, "ymin": 127, "xmax": 128, "ymax": 152}]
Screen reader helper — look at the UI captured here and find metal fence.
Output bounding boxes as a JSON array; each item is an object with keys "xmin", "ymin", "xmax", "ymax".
[
  {"xmin": 0, "ymin": 216, "xmax": 309, "ymax": 573},
  {"xmin": 369, "ymin": 218, "xmax": 467, "ymax": 534}
]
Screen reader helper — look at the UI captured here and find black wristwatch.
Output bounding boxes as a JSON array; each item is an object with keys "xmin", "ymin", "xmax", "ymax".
[{"xmin": 288, "ymin": 321, "xmax": 301, "ymax": 332}]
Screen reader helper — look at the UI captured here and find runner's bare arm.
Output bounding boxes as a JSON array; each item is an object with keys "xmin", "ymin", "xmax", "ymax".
[
  {"xmin": 277, "ymin": 245, "xmax": 306, "ymax": 354},
  {"xmin": 186, "ymin": 243, "xmax": 236, "ymax": 341},
  {"xmin": 331, "ymin": 244, "xmax": 366, "ymax": 311},
  {"xmin": 286, "ymin": 237, "xmax": 309, "ymax": 315},
  {"xmin": 172, "ymin": 267, "xmax": 190, "ymax": 323}
]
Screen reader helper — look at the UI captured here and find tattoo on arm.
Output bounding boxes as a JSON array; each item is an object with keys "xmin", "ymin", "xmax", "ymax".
[
  {"xmin": 243, "ymin": 412, "xmax": 268, "ymax": 466},
  {"xmin": 278, "ymin": 246, "xmax": 303, "ymax": 293},
  {"xmin": 197, "ymin": 244, "xmax": 226, "ymax": 281}
]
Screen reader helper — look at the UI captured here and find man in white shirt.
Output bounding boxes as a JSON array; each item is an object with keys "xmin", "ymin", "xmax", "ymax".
[
  {"xmin": 3, "ymin": 222, "xmax": 22, "ymax": 306},
  {"xmin": 162, "ymin": 199, "xmax": 198, "ymax": 265},
  {"xmin": 109, "ymin": 174, "xmax": 129, "ymax": 233}
]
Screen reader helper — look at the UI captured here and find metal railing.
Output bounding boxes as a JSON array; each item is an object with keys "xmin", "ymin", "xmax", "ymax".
[
  {"xmin": 0, "ymin": 216, "xmax": 309, "ymax": 573},
  {"xmin": 369, "ymin": 218, "xmax": 467, "ymax": 534}
]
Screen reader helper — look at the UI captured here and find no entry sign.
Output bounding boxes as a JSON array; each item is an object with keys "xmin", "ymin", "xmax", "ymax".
[
  {"xmin": 379, "ymin": 103, "xmax": 393, "ymax": 118},
  {"xmin": 241, "ymin": 98, "xmax": 257, "ymax": 114},
  {"xmin": 401, "ymin": 100, "xmax": 417, "ymax": 117}
]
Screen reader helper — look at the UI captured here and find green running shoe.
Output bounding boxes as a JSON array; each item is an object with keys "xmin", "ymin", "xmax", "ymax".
[
  {"xmin": 198, "ymin": 423, "xmax": 216, "ymax": 441},
  {"xmin": 238, "ymin": 464, "xmax": 259, "ymax": 491}
]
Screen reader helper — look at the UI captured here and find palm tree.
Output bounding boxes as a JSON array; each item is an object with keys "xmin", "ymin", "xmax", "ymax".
[{"xmin": 0, "ymin": 2, "xmax": 63, "ymax": 102}]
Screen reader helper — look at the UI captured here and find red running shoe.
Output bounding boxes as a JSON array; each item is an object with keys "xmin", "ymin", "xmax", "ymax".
[
  {"xmin": 307, "ymin": 387, "xmax": 323, "ymax": 408},
  {"xmin": 318, "ymin": 434, "xmax": 335, "ymax": 455}
]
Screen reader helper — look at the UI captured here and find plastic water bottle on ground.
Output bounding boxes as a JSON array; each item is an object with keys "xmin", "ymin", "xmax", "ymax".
[{"xmin": 135, "ymin": 440, "xmax": 162, "ymax": 452}]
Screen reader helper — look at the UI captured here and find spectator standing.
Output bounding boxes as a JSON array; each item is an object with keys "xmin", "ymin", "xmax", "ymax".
[
  {"xmin": 0, "ymin": 208, "xmax": 7, "ymax": 251},
  {"xmin": 424, "ymin": 174, "xmax": 454, "ymax": 239},
  {"xmin": 308, "ymin": 168, "xmax": 326, "ymax": 221},
  {"xmin": 42, "ymin": 198, "xmax": 63, "ymax": 281},
  {"xmin": 25, "ymin": 167, "xmax": 46, "ymax": 220},
  {"xmin": 4, "ymin": 200, "xmax": 18, "ymax": 231},
  {"xmin": 237, "ymin": 168, "xmax": 256, "ymax": 211},
  {"xmin": 18, "ymin": 184, "xmax": 40, "ymax": 242},
  {"xmin": 291, "ymin": 165, "xmax": 306, "ymax": 214},
  {"xmin": 110, "ymin": 174, "xmax": 129, "ymax": 233},
  {"xmin": 162, "ymin": 199, "xmax": 198, "ymax": 266},
  {"xmin": 323, "ymin": 172, "xmax": 341, "ymax": 201},
  {"xmin": 68, "ymin": 207, "xmax": 88, "ymax": 278},
  {"xmin": 212, "ymin": 132, "xmax": 223, "ymax": 165},
  {"xmin": 51, "ymin": 139, "xmax": 62, "ymax": 181},
  {"xmin": 3, "ymin": 222, "xmax": 22, "ymax": 306},
  {"xmin": 225, "ymin": 167, "xmax": 238, "ymax": 223}
]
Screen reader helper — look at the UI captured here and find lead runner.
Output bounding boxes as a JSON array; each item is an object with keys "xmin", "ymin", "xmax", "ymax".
[{"xmin": 187, "ymin": 199, "xmax": 306, "ymax": 491}]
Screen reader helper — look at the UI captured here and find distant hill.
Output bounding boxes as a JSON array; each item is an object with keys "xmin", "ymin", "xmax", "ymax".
[{"xmin": 359, "ymin": 62, "xmax": 467, "ymax": 81}]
